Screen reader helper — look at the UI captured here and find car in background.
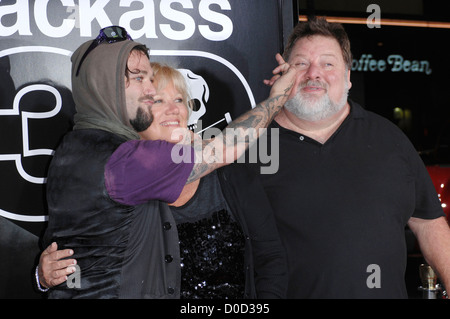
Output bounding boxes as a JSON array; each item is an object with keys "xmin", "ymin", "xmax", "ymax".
[
  {"xmin": 405, "ymin": 122, "xmax": 450, "ymax": 298},
  {"xmin": 420, "ymin": 122, "xmax": 450, "ymax": 222},
  {"xmin": 426, "ymin": 165, "xmax": 450, "ymax": 221}
]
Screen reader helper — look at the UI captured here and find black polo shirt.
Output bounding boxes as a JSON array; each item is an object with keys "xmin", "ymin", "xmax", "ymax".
[{"xmin": 246, "ymin": 101, "xmax": 444, "ymax": 298}]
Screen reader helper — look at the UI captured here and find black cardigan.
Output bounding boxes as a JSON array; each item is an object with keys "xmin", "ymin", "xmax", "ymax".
[{"xmin": 217, "ymin": 164, "xmax": 288, "ymax": 298}]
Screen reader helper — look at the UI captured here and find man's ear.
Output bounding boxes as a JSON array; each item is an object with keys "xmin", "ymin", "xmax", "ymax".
[{"xmin": 347, "ymin": 69, "xmax": 352, "ymax": 90}]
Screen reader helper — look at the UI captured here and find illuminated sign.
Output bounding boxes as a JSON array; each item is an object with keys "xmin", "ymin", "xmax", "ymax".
[{"xmin": 352, "ymin": 54, "xmax": 432, "ymax": 75}]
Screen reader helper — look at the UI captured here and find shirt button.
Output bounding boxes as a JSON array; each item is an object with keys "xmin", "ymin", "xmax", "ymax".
[
  {"xmin": 299, "ymin": 136, "xmax": 305, "ymax": 141},
  {"xmin": 168, "ymin": 287, "xmax": 175, "ymax": 294},
  {"xmin": 163, "ymin": 222, "xmax": 172, "ymax": 230},
  {"xmin": 165, "ymin": 254, "xmax": 173, "ymax": 263}
]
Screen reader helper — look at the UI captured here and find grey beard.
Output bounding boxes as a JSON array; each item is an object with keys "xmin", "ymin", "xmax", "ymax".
[{"xmin": 285, "ymin": 80, "xmax": 349, "ymax": 122}]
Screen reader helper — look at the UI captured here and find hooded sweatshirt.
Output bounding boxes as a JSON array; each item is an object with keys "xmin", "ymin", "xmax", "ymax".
[
  {"xmin": 71, "ymin": 39, "xmax": 140, "ymax": 140},
  {"xmin": 44, "ymin": 38, "xmax": 194, "ymax": 298}
]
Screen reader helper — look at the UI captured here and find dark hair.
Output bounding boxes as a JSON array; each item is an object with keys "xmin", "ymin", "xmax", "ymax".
[
  {"xmin": 125, "ymin": 44, "xmax": 150, "ymax": 80},
  {"xmin": 283, "ymin": 17, "xmax": 352, "ymax": 70}
]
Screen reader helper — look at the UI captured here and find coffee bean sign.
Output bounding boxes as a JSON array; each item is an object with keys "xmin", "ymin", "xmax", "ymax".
[{"xmin": 352, "ymin": 54, "xmax": 432, "ymax": 75}]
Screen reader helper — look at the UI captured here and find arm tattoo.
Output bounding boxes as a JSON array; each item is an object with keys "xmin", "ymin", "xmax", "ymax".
[
  {"xmin": 186, "ymin": 138, "xmax": 213, "ymax": 184},
  {"xmin": 186, "ymin": 92, "xmax": 289, "ymax": 184}
]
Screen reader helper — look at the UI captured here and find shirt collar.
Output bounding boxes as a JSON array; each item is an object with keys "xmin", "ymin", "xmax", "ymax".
[
  {"xmin": 271, "ymin": 99, "xmax": 367, "ymax": 135},
  {"xmin": 348, "ymin": 99, "xmax": 367, "ymax": 120}
]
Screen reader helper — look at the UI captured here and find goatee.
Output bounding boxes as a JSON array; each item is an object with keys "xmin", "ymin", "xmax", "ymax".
[{"xmin": 285, "ymin": 79, "xmax": 349, "ymax": 122}]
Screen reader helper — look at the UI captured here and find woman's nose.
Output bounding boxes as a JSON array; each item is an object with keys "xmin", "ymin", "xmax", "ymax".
[{"xmin": 165, "ymin": 101, "xmax": 180, "ymax": 114}]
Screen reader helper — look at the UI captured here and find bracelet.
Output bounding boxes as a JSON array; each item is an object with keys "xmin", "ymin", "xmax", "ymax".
[{"xmin": 35, "ymin": 266, "xmax": 49, "ymax": 292}]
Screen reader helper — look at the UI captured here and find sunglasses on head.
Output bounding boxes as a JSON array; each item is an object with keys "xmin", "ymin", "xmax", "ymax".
[{"xmin": 75, "ymin": 25, "xmax": 133, "ymax": 76}]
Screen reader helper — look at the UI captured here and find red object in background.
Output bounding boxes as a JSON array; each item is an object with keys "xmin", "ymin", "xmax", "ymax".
[{"xmin": 426, "ymin": 165, "xmax": 450, "ymax": 222}]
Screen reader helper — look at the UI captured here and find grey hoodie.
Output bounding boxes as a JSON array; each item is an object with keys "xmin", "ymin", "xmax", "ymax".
[{"xmin": 71, "ymin": 39, "xmax": 143, "ymax": 140}]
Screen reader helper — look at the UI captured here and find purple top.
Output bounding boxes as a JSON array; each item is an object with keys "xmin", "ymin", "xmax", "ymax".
[{"xmin": 104, "ymin": 139, "xmax": 195, "ymax": 206}]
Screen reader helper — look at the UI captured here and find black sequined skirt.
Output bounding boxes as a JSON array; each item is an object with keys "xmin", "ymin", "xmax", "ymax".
[{"xmin": 178, "ymin": 210, "xmax": 245, "ymax": 299}]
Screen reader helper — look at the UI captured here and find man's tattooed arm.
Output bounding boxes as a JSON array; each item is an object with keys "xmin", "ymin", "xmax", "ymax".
[
  {"xmin": 186, "ymin": 97, "xmax": 281, "ymax": 183},
  {"xmin": 185, "ymin": 62, "xmax": 297, "ymax": 184}
]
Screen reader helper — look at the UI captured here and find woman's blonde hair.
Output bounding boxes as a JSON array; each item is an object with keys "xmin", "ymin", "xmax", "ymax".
[{"xmin": 151, "ymin": 62, "xmax": 192, "ymax": 116}]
